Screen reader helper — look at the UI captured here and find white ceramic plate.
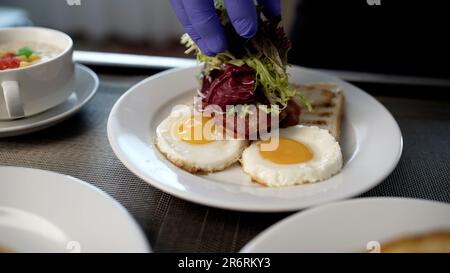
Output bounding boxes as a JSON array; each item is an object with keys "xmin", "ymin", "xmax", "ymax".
[
  {"xmin": 107, "ymin": 65, "xmax": 402, "ymax": 212},
  {"xmin": 0, "ymin": 64, "xmax": 98, "ymax": 137},
  {"xmin": 0, "ymin": 166, "xmax": 150, "ymax": 253},
  {"xmin": 241, "ymin": 197, "xmax": 450, "ymax": 252}
]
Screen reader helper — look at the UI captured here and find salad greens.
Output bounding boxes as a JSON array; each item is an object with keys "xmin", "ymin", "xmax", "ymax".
[{"xmin": 181, "ymin": 1, "xmax": 311, "ymax": 114}]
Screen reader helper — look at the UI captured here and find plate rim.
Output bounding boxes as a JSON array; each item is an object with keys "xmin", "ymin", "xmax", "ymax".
[
  {"xmin": 240, "ymin": 197, "xmax": 450, "ymax": 252},
  {"xmin": 107, "ymin": 65, "xmax": 403, "ymax": 212},
  {"xmin": 0, "ymin": 63, "xmax": 99, "ymax": 135},
  {"xmin": 0, "ymin": 165, "xmax": 151, "ymax": 253}
]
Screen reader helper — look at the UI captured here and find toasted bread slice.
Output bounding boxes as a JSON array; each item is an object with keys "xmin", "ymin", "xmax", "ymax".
[
  {"xmin": 292, "ymin": 83, "xmax": 344, "ymax": 142},
  {"xmin": 382, "ymin": 231, "xmax": 450, "ymax": 253}
]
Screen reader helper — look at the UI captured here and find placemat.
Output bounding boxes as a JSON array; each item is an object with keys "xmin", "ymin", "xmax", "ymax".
[{"xmin": 0, "ymin": 79, "xmax": 449, "ymax": 252}]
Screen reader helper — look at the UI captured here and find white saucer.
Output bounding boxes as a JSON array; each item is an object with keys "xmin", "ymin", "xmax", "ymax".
[
  {"xmin": 0, "ymin": 166, "xmax": 150, "ymax": 253},
  {"xmin": 0, "ymin": 64, "xmax": 98, "ymax": 137},
  {"xmin": 241, "ymin": 198, "xmax": 450, "ymax": 252}
]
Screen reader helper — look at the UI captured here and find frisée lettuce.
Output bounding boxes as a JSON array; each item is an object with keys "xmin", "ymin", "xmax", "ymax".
[{"xmin": 181, "ymin": 1, "xmax": 311, "ymax": 138}]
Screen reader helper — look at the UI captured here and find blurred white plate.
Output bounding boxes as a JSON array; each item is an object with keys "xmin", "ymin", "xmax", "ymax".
[
  {"xmin": 0, "ymin": 64, "xmax": 98, "ymax": 137},
  {"xmin": 107, "ymin": 65, "xmax": 402, "ymax": 212},
  {"xmin": 0, "ymin": 166, "xmax": 150, "ymax": 253},
  {"xmin": 241, "ymin": 198, "xmax": 450, "ymax": 252}
]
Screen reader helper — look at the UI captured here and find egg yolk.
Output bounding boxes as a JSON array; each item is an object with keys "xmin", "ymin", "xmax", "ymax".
[
  {"xmin": 259, "ymin": 138, "xmax": 313, "ymax": 164},
  {"xmin": 175, "ymin": 115, "xmax": 216, "ymax": 144}
]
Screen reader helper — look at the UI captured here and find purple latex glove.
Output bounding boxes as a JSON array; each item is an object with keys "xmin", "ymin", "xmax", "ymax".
[{"xmin": 170, "ymin": 0, "xmax": 281, "ymax": 56}]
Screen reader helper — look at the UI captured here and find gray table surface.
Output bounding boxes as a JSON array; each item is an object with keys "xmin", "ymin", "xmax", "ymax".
[{"xmin": 0, "ymin": 73, "xmax": 449, "ymax": 252}]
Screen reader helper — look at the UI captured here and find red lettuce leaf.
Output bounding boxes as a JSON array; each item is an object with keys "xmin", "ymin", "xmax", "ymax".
[{"xmin": 202, "ymin": 64, "xmax": 256, "ymax": 110}]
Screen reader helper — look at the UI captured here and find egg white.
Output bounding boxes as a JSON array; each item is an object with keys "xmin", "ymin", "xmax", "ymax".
[
  {"xmin": 241, "ymin": 126, "xmax": 343, "ymax": 187},
  {"xmin": 156, "ymin": 107, "xmax": 248, "ymax": 173}
]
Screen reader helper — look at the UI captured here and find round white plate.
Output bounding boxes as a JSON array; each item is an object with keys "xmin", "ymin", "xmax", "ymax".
[
  {"xmin": 241, "ymin": 198, "xmax": 450, "ymax": 252},
  {"xmin": 0, "ymin": 64, "xmax": 98, "ymax": 137},
  {"xmin": 107, "ymin": 65, "xmax": 403, "ymax": 212},
  {"xmin": 0, "ymin": 166, "xmax": 150, "ymax": 253}
]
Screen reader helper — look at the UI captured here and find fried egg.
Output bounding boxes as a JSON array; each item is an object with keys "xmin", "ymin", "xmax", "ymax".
[
  {"xmin": 156, "ymin": 107, "xmax": 248, "ymax": 173},
  {"xmin": 241, "ymin": 126, "xmax": 343, "ymax": 187}
]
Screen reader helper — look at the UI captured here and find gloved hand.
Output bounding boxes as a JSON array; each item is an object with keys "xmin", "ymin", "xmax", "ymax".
[{"xmin": 170, "ymin": 0, "xmax": 281, "ymax": 56}]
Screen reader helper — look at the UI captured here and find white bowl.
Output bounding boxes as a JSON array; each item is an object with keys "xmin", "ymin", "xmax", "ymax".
[{"xmin": 0, "ymin": 27, "xmax": 74, "ymax": 120}]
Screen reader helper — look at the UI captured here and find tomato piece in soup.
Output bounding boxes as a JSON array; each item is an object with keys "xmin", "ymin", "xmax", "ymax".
[{"xmin": 0, "ymin": 54, "xmax": 21, "ymax": 70}]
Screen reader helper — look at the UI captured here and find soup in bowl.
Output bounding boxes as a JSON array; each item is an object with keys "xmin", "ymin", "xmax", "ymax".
[
  {"xmin": 0, "ymin": 27, "xmax": 74, "ymax": 120},
  {"xmin": 0, "ymin": 42, "xmax": 62, "ymax": 71}
]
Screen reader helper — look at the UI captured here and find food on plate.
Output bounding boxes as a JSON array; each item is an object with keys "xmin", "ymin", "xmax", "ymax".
[
  {"xmin": 156, "ymin": 107, "xmax": 248, "ymax": 173},
  {"xmin": 155, "ymin": 0, "xmax": 345, "ymax": 186},
  {"xmin": 381, "ymin": 230, "xmax": 450, "ymax": 253},
  {"xmin": 181, "ymin": 0, "xmax": 311, "ymax": 138},
  {"xmin": 295, "ymin": 83, "xmax": 345, "ymax": 141},
  {"xmin": 0, "ymin": 42, "xmax": 61, "ymax": 71},
  {"xmin": 241, "ymin": 126, "xmax": 343, "ymax": 187}
]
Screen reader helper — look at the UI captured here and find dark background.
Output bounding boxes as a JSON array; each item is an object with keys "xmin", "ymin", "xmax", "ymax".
[{"xmin": 290, "ymin": 0, "xmax": 450, "ymax": 78}]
